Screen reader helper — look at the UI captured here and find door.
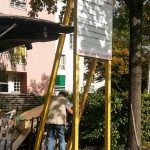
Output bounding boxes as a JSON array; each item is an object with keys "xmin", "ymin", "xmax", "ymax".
[{"xmin": 13, "ymin": 73, "xmax": 22, "ymax": 93}]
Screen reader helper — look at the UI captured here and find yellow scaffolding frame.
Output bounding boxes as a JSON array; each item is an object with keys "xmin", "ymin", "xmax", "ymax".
[
  {"xmin": 34, "ymin": 0, "xmax": 74, "ymax": 149},
  {"xmin": 67, "ymin": 59, "xmax": 98, "ymax": 150},
  {"xmin": 34, "ymin": 0, "xmax": 112, "ymax": 149}
]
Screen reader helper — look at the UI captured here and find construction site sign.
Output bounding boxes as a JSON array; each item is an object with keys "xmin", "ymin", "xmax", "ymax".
[{"xmin": 77, "ymin": 0, "xmax": 113, "ymax": 60}]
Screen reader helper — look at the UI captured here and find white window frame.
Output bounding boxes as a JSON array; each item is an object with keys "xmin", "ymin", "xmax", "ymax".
[
  {"xmin": 0, "ymin": 73, "xmax": 8, "ymax": 93},
  {"xmin": 70, "ymin": 34, "xmax": 73, "ymax": 49},
  {"xmin": 55, "ymin": 86, "xmax": 65, "ymax": 93},
  {"xmin": 59, "ymin": 55, "xmax": 66, "ymax": 70},
  {"xmin": 10, "ymin": 0, "xmax": 27, "ymax": 10}
]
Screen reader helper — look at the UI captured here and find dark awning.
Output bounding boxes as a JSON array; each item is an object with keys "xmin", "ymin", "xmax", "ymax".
[{"xmin": 0, "ymin": 15, "xmax": 74, "ymax": 52}]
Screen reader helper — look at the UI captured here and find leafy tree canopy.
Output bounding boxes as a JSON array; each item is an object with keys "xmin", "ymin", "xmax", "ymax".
[{"xmin": 114, "ymin": 0, "xmax": 150, "ymax": 46}]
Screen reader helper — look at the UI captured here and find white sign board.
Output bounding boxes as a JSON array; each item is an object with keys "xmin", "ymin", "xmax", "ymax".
[{"xmin": 77, "ymin": 0, "xmax": 113, "ymax": 60}]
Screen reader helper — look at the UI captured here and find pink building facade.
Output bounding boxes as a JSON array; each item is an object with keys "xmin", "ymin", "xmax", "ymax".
[{"xmin": 0, "ymin": 0, "xmax": 56, "ymax": 95}]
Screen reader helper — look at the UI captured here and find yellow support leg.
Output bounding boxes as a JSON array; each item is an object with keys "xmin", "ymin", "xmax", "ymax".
[
  {"xmin": 105, "ymin": 60, "xmax": 111, "ymax": 150},
  {"xmin": 34, "ymin": 0, "xmax": 74, "ymax": 149},
  {"xmin": 72, "ymin": 0, "xmax": 79, "ymax": 148},
  {"xmin": 67, "ymin": 59, "xmax": 98, "ymax": 150}
]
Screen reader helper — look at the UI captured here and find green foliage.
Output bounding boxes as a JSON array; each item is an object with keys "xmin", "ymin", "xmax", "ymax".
[
  {"xmin": 79, "ymin": 91, "xmax": 150, "ymax": 149},
  {"xmin": 80, "ymin": 92, "xmax": 105, "ymax": 148},
  {"xmin": 36, "ymin": 95, "xmax": 46, "ymax": 104},
  {"xmin": 142, "ymin": 0, "xmax": 150, "ymax": 46},
  {"xmin": 0, "ymin": 48, "xmax": 27, "ymax": 71},
  {"xmin": 84, "ymin": 57, "xmax": 105, "ymax": 82},
  {"xmin": 84, "ymin": 49, "xmax": 130, "ymax": 92},
  {"xmin": 114, "ymin": 0, "xmax": 150, "ymax": 48},
  {"xmin": 8, "ymin": 49, "xmax": 27, "ymax": 70},
  {"xmin": 80, "ymin": 90, "xmax": 128, "ymax": 149},
  {"xmin": 111, "ymin": 90, "xmax": 128, "ymax": 149},
  {"xmin": 113, "ymin": 1, "xmax": 130, "ymax": 49},
  {"xmin": 85, "ymin": 46, "xmax": 148, "ymax": 92},
  {"xmin": 16, "ymin": 116, "xmax": 26, "ymax": 124},
  {"xmin": 29, "ymin": 0, "xmax": 73, "ymax": 25},
  {"xmin": 0, "ymin": 101, "xmax": 5, "ymax": 109},
  {"xmin": 29, "ymin": 0, "xmax": 59, "ymax": 17},
  {"xmin": 141, "ymin": 93, "xmax": 150, "ymax": 148}
]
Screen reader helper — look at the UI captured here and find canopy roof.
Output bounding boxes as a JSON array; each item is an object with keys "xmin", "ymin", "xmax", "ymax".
[{"xmin": 0, "ymin": 15, "xmax": 74, "ymax": 52}]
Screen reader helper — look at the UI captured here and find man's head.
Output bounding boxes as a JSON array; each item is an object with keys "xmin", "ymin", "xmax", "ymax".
[{"xmin": 58, "ymin": 90, "xmax": 68, "ymax": 97}]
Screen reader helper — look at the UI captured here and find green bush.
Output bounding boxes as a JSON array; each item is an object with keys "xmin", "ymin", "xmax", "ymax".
[
  {"xmin": 80, "ymin": 92, "xmax": 105, "ymax": 148},
  {"xmin": 0, "ymin": 101, "xmax": 5, "ymax": 109},
  {"xmin": 141, "ymin": 93, "xmax": 150, "ymax": 148},
  {"xmin": 16, "ymin": 116, "xmax": 26, "ymax": 124},
  {"xmin": 79, "ymin": 90, "xmax": 150, "ymax": 149},
  {"xmin": 36, "ymin": 95, "xmax": 46, "ymax": 104}
]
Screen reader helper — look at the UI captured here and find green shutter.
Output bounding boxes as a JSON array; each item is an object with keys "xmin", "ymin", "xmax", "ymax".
[{"xmin": 55, "ymin": 75, "xmax": 65, "ymax": 86}]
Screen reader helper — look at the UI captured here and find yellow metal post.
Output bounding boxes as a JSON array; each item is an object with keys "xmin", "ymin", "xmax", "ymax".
[
  {"xmin": 72, "ymin": 53, "xmax": 79, "ymax": 150},
  {"xmin": 105, "ymin": 1, "xmax": 113, "ymax": 149},
  {"xmin": 67, "ymin": 59, "xmax": 98, "ymax": 150},
  {"xmin": 72, "ymin": 0, "xmax": 80, "ymax": 148},
  {"xmin": 34, "ymin": 0, "xmax": 74, "ymax": 149},
  {"xmin": 79, "ymin": 59, "xmax": 98, "ymax": 118},
  {"xmin": 105, "ymin": 60, "xmax": 111, "ymax": 150}
]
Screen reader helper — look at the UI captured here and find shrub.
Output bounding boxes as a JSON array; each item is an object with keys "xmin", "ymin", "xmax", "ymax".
[
  {"xmin": 141, "ymin": 93, "xmax": 150, "ymax": 149},
  {"xmin": 79, "ymin": 90, "xmax": 150, "ymax": 149}
]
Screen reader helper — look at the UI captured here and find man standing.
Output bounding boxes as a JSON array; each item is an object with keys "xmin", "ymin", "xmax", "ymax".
[{"xmin": 46, "ymin": 90, "xmax": 73, "ymax": 150}]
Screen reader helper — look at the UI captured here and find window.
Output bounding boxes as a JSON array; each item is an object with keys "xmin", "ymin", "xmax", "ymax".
[
  {"xmin": 59, "ymin": 55, "xmax": 66, "ymax": 70},
  {"xmin": 10, "ymin": 0, "xmax": 27, "ymax": 10},
  {"xmin": 70, "ymin": 34, "xmax": 73, "ymax": 49},
  {"xmin": 14, "ymin": 46, "xmax": 27, "ymax": 64},
  {"xmin": 55, "ymin": 75, "xmax": 66, "ymax": 92},
  {"xmin": 0, "ymin": 71, "xmax": 8, "ymax": 92}
]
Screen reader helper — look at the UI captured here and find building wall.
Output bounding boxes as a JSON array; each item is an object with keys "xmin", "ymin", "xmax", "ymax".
[
  {"xmin": 0, "ymin": 0, "xmax": 55, "ymax": 95},
  {"xmin": 0, "ymin": 0, "xmax": 86, "ymax": 95},
  {"xmin": 0, "ymin": 0, "xmax": 104, "ymax": 95}
]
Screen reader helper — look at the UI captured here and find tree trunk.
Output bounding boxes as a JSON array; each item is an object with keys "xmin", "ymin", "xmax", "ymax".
[{"xmin": 128, "ymin": 0, "xmax": 143, "ymax": 149}]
